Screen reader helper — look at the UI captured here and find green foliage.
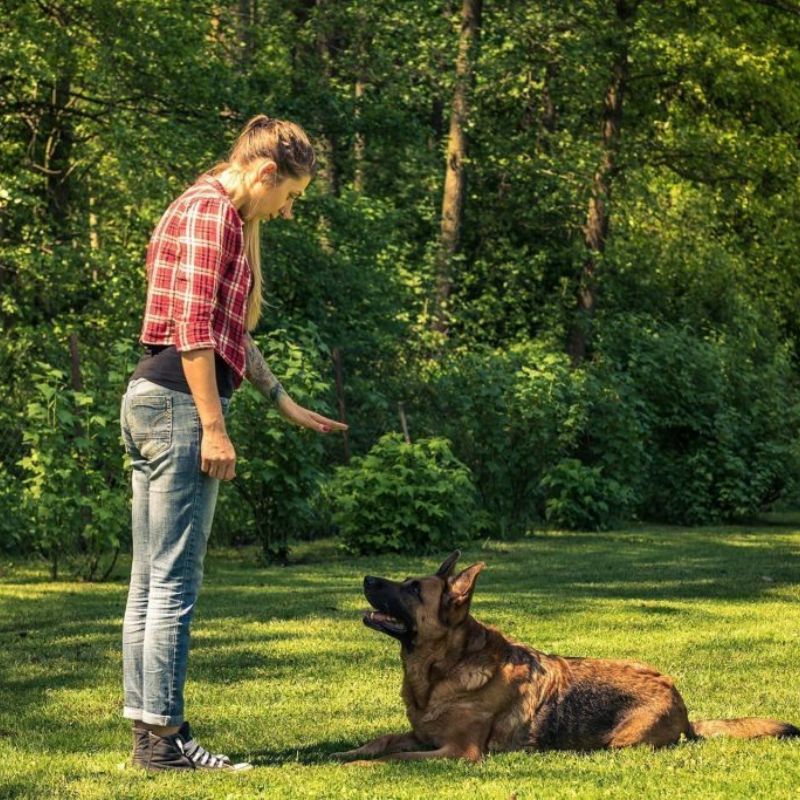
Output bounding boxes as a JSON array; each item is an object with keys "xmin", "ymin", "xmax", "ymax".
[
  {"xmin": 329, "ymin": 433, "xmax": 478, "ymax": 555},
  {"xmin": 262, "ymin": 188, "xmax": 419, "ymax": 453},
  {"xmin": 415, "ymin": 341, "xmax": 640, "ymax": 534},
  {"xmin": 215, "ymin": 324, "xmax": 333, "ymax": 563},
  {"xmin": 596, "ymin": 315, "xmax": 800, "ymax": 524},
  {"xmin": 409, "ymin": 320, "xmax": 800, "ymax": 532},
  {"xmin": 17, "ymin": 359, "xmax": 128, "ymax": 580},
  {"xmin": 414, "ymin": 342, "xmax": 581, "ymax": 536},
  {"xmin": 0, "ymin": 468, "xmax": 24, "ymax": 554},
  {"xmin": 540, "ymin": 459, "xmax": 628, "ymax": 531},
  {"xmin": 4, "ymin": 0, "xmax": 800, "ymax": 564}
]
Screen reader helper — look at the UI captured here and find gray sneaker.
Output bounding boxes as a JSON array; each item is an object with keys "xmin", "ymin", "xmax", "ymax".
[
  {"xmin": 131, "ymin": 722, "xmax": 149, "ymax": 768},
  {"xmin": 136, "ymin": 721, "xmax": 252, "ymax": 772}
]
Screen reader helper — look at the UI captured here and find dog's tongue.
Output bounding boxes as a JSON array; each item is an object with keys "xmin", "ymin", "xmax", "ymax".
[
  {"xmin": 369, "ymin": 611, "xmax": 395, "ymax": 622},
  {"xmin": 363, "ymin": 609, "xmax": 407, "ymax": 633}
]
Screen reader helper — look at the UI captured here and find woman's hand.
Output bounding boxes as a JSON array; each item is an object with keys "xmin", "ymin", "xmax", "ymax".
[
  {"xmin": 278, "ymin": 396, "xmax": 348, "ymax": 434},
  {"xmin": 201, "ymin": 426, "xmax": 237, "ymax": 481}
]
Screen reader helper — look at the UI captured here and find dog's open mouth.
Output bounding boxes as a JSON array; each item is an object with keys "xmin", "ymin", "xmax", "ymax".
[{"xmin": 363, "ymin": 609, "xmax": 408, "ymax": 635}]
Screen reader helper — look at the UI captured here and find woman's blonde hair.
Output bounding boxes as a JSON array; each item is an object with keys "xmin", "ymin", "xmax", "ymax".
[{"xmin": 209, "ymin": 114, "xmax": 316, "ymax": 330}]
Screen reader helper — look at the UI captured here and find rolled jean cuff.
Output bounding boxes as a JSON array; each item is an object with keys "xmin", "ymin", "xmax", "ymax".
[
  {"xmin": 142, "ymin": 710, "xmax": 184, "ymax": 726},
  {"xmin": 123, "ymin": 706, "xmax": 143, "ymax": 721},
  {"xmin": 123, "ymin": 706, "xmax": 184, "ymax": 727}
]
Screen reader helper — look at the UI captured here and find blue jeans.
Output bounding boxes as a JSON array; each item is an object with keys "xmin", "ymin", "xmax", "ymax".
[{"xmin": 120, "ymin": 378, "xmax": 230, "ymax": 726}]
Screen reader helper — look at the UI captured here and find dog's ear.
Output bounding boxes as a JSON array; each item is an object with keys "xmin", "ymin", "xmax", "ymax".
[
  {"xmin": 447, "ymin": 562, "xmax": 485, "ymax": 608},
  {"xmin": 436, "ymin": 550, "xmax": 461, "ymax": 579}
]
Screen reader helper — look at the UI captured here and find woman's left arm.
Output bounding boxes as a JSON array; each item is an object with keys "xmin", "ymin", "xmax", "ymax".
[{"xmin": 244, "ymin": 333, "xmax": 348, "ymax": 434}]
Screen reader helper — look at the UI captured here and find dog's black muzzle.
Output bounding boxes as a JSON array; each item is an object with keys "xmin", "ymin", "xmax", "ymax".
[{"xmin": 362, "ymin": 576, "xmax": 413, "ymax": 641}]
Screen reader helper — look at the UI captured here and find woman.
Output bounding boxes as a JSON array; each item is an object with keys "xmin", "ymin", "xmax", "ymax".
[{"xmin": 119, "ymin": 115, "xmax": 346, "ymax": 772}]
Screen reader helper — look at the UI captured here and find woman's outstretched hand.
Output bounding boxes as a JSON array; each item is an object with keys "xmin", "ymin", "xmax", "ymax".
[{"xmin": 278, "ymin": 396, "xmax": 348, "ymax": 434}]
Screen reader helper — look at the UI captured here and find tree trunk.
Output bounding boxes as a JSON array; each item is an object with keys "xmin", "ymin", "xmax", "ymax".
[
  {"xmin": 313, "ymin": 1, "xmax": 341, "ymax": 197},
  {"xmin": 332, "ymin": 347, "xmax": 350, "ymax": 462},
  {"xmin": 289, "ymin": 0, "xmax": 338, "ymax": 255},
  {"xmin": 88, "ymin": 193, "xmax": 99, "ymax": 282},
  {"xmin": 44, "ymin": 74, "xmax": 74, "ymax": 233},
  {"xmin": 432, "ymin": 0, "xmax": 483, "ymax": 335},
  {"xmin": 566, "ymin": 0, "xmax": 633, "ymax": 366},
  {"xmin": 236, "ymin": 0, "xmax": 254, "ymax": 66},
  {"xmin": 540, "ymin": 61, "xmax": 557, "ymax": 134},
  {"xmin": 353, "ymin": 76, "xmax": 366, "ymax": 192}
]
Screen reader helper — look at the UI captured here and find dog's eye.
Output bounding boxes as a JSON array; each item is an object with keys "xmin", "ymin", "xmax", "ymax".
[{"xmin": 411, "ymin": 581, "xmax": 422, "ymax": 599}]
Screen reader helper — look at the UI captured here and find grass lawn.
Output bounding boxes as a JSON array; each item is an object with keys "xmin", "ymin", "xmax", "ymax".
[{"xmin": 1, "ymin": 523, "xmax": 799, "ymax": 799}]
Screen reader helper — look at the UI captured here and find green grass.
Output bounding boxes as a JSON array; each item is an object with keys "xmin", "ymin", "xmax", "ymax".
[{"xmin": 1, "ymin": 523, "xmax": 799, "ymax": 799}]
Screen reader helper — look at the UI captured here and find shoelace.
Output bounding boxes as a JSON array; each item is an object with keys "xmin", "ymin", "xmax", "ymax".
[{"xmin": 176, "ymin": 735, "xmax": 232, "ymax": 768}]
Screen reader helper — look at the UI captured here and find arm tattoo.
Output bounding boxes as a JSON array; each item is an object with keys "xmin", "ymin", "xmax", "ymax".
[{"xmin": 244, "ymin": 334, "xmax": 287, "ymax": 405}]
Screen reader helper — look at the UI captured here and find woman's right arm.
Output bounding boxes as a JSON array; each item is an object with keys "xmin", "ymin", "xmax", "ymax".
[
  {"xmin": 171, "ymin": 196, "xmax": 238, "ymax": 481},
  {"xmin": 182, "ymin": 349, "xmax": 236, "ymax": 481}
]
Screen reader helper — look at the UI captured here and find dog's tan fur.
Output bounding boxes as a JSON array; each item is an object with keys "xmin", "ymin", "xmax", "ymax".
[{"xmin": 334, "ymin": 553, "xmax": 799, "ymax": 763}]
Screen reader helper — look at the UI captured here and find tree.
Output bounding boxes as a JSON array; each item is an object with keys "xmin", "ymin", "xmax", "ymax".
[{"xmin": 433, "ymin": 0, "xmax": 483, "ymax": 335}]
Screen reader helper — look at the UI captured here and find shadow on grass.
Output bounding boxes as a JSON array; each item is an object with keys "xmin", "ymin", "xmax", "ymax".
[
  {"xmin": 477, "ymin": 527, "xmax": 800, "ymax": 602},
  {"xmin": 247, "ymin": 740, "xmax": 364, "ymax": 766},
  {"xmin": 2, "ymin": 525, "xmax": 798, "ymax": 743},
  {"xmin": 3, "ymin": 525, "xmax": 798, "ymax": 640}
]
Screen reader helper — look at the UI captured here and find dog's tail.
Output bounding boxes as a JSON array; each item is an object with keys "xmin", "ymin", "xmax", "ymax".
[{"xmin": 688, "ymin": 717, "xmax": 800, "ymax": 740}]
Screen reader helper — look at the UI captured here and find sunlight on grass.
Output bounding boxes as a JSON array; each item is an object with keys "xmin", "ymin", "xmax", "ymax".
[{"xmin": 1, "ymin": 525, "xmax": 799, "ymax": 798}]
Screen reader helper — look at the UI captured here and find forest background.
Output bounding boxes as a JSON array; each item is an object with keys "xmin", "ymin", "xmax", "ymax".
[{"xmin": 3, "ymin": 0, "xmax": 800, "ymax": 577}]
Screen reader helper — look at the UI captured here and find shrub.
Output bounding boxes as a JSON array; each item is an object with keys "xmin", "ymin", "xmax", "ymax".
[
  {"xmin": 411, "ymin": 341, "xmax": 587, "ymax": 535},
  {"xmin": 406, "ymin": 317, "xmax": 800, "ymax": 532},
  {"xmin": 596, "ymin": 315, "xmax": 800, "ymax": 524},
  {"xmin": 540, "ymin": 458, "xmax": 632, "ymax": 531},
  {"xmin": 214, "ymin": 323, "xmax": 333, "ymax": 563},
  {"xmin": 328, "ymin": 433, "xmax": 479, "ymax": 555},
  {"xmin": 18, "ymin": 359, "xmax": 129, "ymax": 580}
]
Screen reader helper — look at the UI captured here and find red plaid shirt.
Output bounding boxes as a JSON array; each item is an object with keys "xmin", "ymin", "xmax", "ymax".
[{"xmin": 140, "ymin": 173, "xmax": 252, "ymax": 387}]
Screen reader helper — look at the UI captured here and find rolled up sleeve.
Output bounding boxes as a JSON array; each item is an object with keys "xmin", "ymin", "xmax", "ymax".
[{"xmin": 173, "ymin": 198, "xmax": 227, "ymax": 352}]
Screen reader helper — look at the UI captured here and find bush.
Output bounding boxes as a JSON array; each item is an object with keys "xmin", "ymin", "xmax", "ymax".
[
  {"xmin": 411, "ymin": 341, "xmax": 588, "ymax": 535},
  {"xmin": 18, "ymin": 358, "xmax": 129, "ymax": 580},
  {"xmin": 596, "ymin": 315, "xmax": 800, "ymax": 524},
  {"xmin": 214, "ymin": 323, "xmax": 334, "ymax": 563},
  {"xmin": 540, "ymin": 458, "xmax": 632, "ymax": 531},
  {"xmin": 406, "ymin": 316, "xmax": 800, "ymax": 532},
  {"xmin": 328, "ymin": 433, "xmax": 479, "ymax": 555}
]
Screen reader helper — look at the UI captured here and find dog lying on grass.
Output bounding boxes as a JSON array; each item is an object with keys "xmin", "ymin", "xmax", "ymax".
[{"xmin": 333, "ymin": 550, "xmax": 799, "ymax": 763}]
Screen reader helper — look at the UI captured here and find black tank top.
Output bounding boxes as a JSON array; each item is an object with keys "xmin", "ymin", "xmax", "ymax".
[{"xmin": 130, "ymin": 345, "xmax": 235, "ymax": 399}]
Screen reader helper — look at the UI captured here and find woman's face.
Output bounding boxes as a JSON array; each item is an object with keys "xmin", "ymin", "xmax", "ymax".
[{"xmin": 249, "ymin": 160, "xmax": 311, "ymax": 222}]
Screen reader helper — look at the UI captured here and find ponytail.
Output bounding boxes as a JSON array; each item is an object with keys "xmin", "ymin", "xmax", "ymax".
[{"xmin": 209, "ymin": 114, "xmax": 316, "ymax": 330}]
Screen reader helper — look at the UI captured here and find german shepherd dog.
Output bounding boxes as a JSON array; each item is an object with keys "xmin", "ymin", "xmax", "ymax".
[{"xmin": 333, "ymin": 551, "xmax": 799, "ymax": 763}]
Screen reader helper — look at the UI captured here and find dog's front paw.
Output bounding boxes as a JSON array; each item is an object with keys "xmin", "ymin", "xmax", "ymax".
[{"xmin": 330, "ymin": 750, "xmax": 360, "ymax": 762}]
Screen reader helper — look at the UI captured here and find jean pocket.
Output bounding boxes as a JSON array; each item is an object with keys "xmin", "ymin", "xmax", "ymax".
[{"xmin": 128, "ymin": 395, "xmax": 173, "ymax": 460}]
